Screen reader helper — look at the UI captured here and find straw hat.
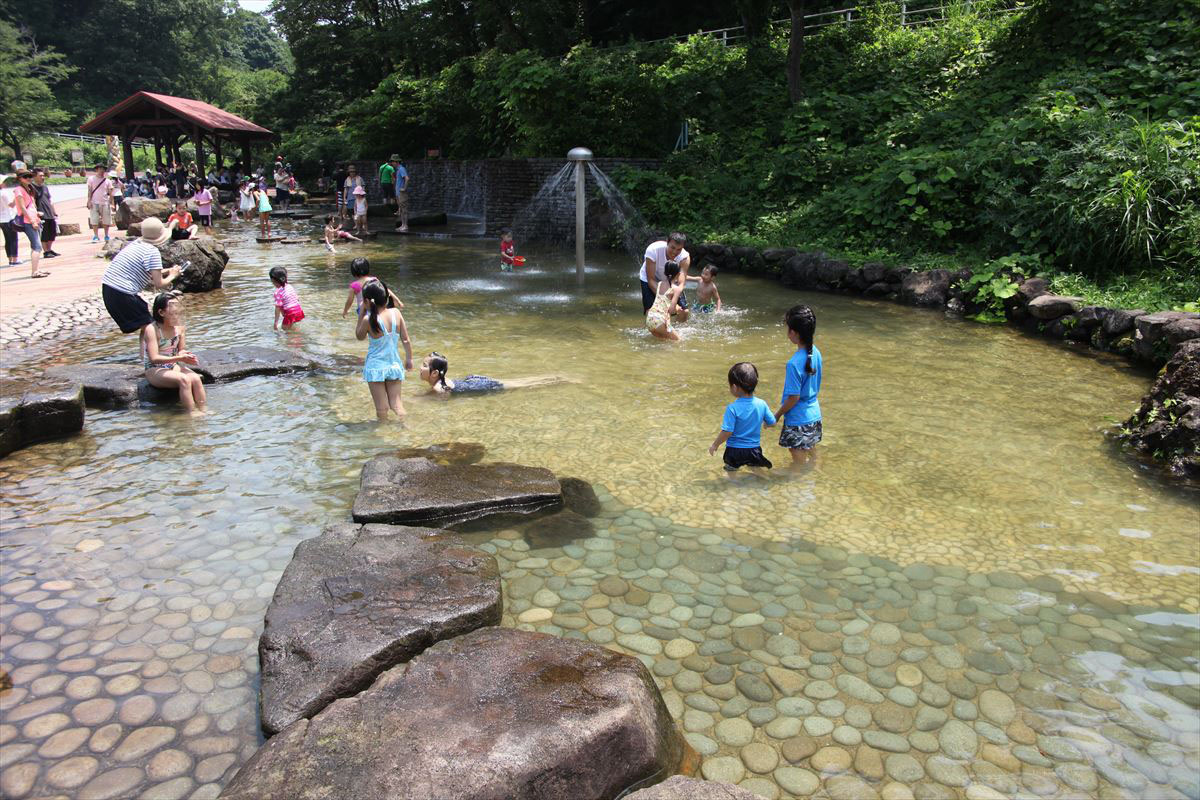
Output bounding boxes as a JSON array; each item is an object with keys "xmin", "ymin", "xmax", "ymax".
[
  {"xmin": 141, "ymin": 217, "xmax": 171, "ymax": 246},
  {"xmin": 352, "ymin": 185, "xmax": 366, "ymax": 196}
]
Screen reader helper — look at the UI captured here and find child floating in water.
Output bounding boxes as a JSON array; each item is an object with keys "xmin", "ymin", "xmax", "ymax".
[
  {"xmin": 270, "ymin": 266, "xmax": 305, "ymax": 330},
  {"xmin": 774, "ymin": 304, "xmax": 823, "ymax": 466},
  {"xmin": 142, "ymin": 292, "xmax": 207, "ymax": 413},
  {"xmin": 324, "ymin": 215, "xmax": 362, "ymax": 253},
  {"xmin": 419, "ymin": 352, "xmax": 569, "ymax": 395},
  {"xmin": 709, "ymin": 362, "xmax": 776, "ymax": 471},
  {"xmin": 357, "ymin": 280, "xmax": 412, "ymax": 420},
  {"xmin": 687, "ymin": 265, "xmax": 722, "ymax": 312},
  {"xmin": 645, "ymin": 260, "xmax": 683, "ymax": 341},
  {"xmin": 342, "ymin": 257, "xmax": 404, "ymax": 317},
  {"xmin": 500, "ymin": 228, "xmax": 517, "ymax": 271}
]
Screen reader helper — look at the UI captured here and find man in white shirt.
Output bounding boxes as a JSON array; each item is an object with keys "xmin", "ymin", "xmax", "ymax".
[
  {"xmin": 86, "ymin": 164, "xmax": 114, "ymax": 242},
  {"xmin": 638, "ymin": 232, "xmax": 692, "ymax": 322}
]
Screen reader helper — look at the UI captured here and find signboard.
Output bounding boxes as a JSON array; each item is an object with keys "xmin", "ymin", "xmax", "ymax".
[{"xmin": 71, "ymin": 149, "xmax": 84, "ymax": 164}]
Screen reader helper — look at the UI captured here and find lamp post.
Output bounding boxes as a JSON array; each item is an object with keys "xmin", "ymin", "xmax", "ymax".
[{"xmin": 567, "ymin": 147, "xmax": 593, "ymax": 283}]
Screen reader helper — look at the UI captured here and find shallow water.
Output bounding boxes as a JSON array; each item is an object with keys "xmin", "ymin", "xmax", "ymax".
[{"xmin": 0, "ymin": 218, "xmax": 1197, "ymax": 799}]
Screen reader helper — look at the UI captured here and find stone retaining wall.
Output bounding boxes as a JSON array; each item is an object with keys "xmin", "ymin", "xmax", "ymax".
[{"xmin": 343, "ymin": 158, "xmax": 660, "ymax": 235}]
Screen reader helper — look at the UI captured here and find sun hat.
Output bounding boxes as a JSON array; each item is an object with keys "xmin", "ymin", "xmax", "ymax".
[
  {"xmin": 353, "ymin": 185, "xmax": 366, "ymax": 196},
  {"xmin": 389, "ymin": 153, "xmax": 400, "ymax": 162},
  {"xmin": 141, "ymin": 217, "xmax": 171, "ymax": 246}
]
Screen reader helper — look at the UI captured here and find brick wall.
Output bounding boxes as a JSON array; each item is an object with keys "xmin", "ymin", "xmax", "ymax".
[{"xmin": 354, "ymin": 157, "xmax": 662, "ymax": 236}]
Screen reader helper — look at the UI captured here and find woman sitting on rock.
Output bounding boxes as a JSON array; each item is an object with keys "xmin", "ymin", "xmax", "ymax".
[{"xmin": 142, "ymin": 292, "xmax": 207, "ymax": 413}]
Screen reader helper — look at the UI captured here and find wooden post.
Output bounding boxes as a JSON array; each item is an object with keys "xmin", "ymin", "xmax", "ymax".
[
  {"xmin": 153, "ymin": 130, "xmax": 163, "ymax": 172},
  {"xmin": 241, "ymin": 136, "xmax": 252, "ymax": 175},
  {"xmin": 194, "ymin": 125, "xmax": 205, "ymax": 175},
  {"xmin": 121, "ymin": 126, "xmax": 135, "ymax": 181},
  {"xmin": 214, "ymin": 135, "xmax": 223, "ymax": 170}
]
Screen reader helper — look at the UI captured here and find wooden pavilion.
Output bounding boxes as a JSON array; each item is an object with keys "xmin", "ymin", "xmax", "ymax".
[{"xmin": 79, "ymin": 91, "xmax": 274, "ymax": 180}]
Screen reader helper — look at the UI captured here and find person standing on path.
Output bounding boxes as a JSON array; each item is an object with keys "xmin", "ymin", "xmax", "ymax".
[
  {"xmin": 86, "ymin": 164, "xmax": 114, "ymax": 242},
  {"xmin": 638, "ymin": 232, "xmax": 691, "ymax": 323},
  {"xmin": 394, "ymin": 157, "xmax": 410, "ymax": 232},
  {"xmin": 31, "ymin": 169, "xmax": 60, "ymax": 259},
  {"xmin": 101, "ymin": 218, "xmax": 182, "ymax": 335},
  {"xmin": 1, "ymin": 173, "xmax": 19, "ymax": 267},
  {"xmin": 379, "ymin": 156, "xmax": 396, "ymax": 211},
  {"xmin": 342, "ymin": 164, "xmax": 364, "ymax": 221},
  {"xmin": 12, "ymin": 171, "xmax": 45, "ymax": 278}
]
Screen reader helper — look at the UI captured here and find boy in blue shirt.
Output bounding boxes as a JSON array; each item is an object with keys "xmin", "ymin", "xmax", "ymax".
[
  {"xmin": 775, "ymin": 304, "xmax": 823, "ymax": 465},
  {"xmin": 710, "ymin": 362, "xmax": 777, "ymax": 471}
]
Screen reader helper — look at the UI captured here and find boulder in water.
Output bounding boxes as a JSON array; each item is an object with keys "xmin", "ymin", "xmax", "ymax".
[
  {"xmin": 1122, "ymin": 339, "xmax": 1200, "ymax": 478},
  {"xmin": 221, "ymin": 627, "xmax": 696, "ymax": 800},
  {"xmin": 160, "ymin": 238, "xmax": 228, "ymax": 293},
  {"xmin": 116, "ymin": 197, "xmax": 173, "ymax": 230},
  {"xmin": 900, "ymin": 269, "xmax": 951, "ymax": 307},
  {"xmin": 0, "ymin": 377, "xmax": 85, "ymax": 457},
  {"xmin": 191, "ymin": 346, "xmax": 318, "ymax": 382},
  {"xmin": 352, "ymin": 455, "xmax": 562, "ymax": 528},
  {"xmin": 259, "ymin": 523, "xmax": 501, "ymax": 735}
]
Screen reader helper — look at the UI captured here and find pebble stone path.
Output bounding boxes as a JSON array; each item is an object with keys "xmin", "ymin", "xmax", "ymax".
[
  {"xmin": 1, "ymin": 482, "xmax": 1197, "ymax": 799},
  {"xmin": 0, "ymin": 297, "xmax": 110, "ymax": 349}
]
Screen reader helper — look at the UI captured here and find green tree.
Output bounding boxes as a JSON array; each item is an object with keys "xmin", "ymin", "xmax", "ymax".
[{"xmin": 0, "ymin": 21, "xmax": 74, "ymax": 160}]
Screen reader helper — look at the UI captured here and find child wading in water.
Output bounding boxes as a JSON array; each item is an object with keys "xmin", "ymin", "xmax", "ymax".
[
  {"xmin": 270, "ymin": 266, "xmax": 305, "ymax": 330},
  {"xmin": 500, "ymin": 228, "xmax": 517, "ymax": 271},
  {"xmin": 352, "ymin": 186, "xmax": 369, "ymax": 235},
  {"xmin": 710, "ymin": 362, "xmax": 776, "ymax": 471},
  {"xmin": 357, "ymin": 281, "xmax": 413, "ymax": 420},
  {"xmin": 418, "ymin": 352, "xmax": 569, "ymax": 395},
  {"xmin": 254, "ymin": 183, "xmax": 272, "ymax": 237},
  {"xmin": 342, "ymin": 257, "xmax": 404, "ymax": 317},
  {"xmin": 775, "ymin": 304, "xmax": 823, "ymax": 466},
  {"xmin": 324, "ymin": 215, "xmax": 362, "ymax": 253},
  {"xmin": 142, "ymin": 293, "xmax": 207, "ymax": 413},
  {"xmin": 687, "ymin": 265, "xmax": 722, "ymax": 312},
  {"xmin": 645, "ymin": 260, "xmax": 683, "ymax": 341}
]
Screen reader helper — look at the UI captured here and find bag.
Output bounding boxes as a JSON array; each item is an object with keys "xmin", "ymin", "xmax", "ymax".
[{"xmin": 288, "ymin": 176, "xmax": 297, "ymax": 190}]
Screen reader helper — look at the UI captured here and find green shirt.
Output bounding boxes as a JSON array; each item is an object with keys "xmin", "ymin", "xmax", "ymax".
[{"xmin": 379, "ymin": 163, "xmax": 396, "ymax": 184}]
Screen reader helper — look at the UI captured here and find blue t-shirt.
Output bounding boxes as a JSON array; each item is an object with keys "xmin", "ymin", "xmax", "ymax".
[
  {"xmin": 394, "ymin": 165, "xmax": 408, "ymax": 193},
  {"xmin": 721, "ymin": 396, "xmax": 777, "ymax": 449},
  {"xmin": 781, "ymin": 346, "xmax": 822, "ymax": 425}
]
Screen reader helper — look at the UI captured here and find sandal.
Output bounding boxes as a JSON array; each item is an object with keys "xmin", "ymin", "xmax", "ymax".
[{"xmin": 31, "ymin": 271, "xmax": 50, "ymax": 279}]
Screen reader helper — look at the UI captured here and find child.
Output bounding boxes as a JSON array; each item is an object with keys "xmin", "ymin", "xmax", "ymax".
[
  {"xmin": 142, "ymin": 292, "xmax": 207, "ymax": 413},
  {"xmin": 774, "ymin": 304, "xmax": 823, "ymax": 465},
  {"xmin": 352, "ymin": 185, "xmax": 369, "ymax": 234},
  {"xmin": 324, "ymin": 214, "xmax": 362, "ymax": 253},
  {"xmin": 645, "ymin": 260, "xmax": 683, "ymax": 341},
  {"xmin": 500, "ymin": 228, "xmax": 516, "ymax": 271},
  {"xmin": 167, "ymin": 201, "xmax": 197, "ymax": 240},
  {"xmin": 270, "ymin": 267, "xmax": 304, "ymax": 330},
  {"xmin": 342, "ymin": 257, "xmax": 403, "ymax": 317},
  {"xmin": 709, "ymin": 362, "xmax": 776, "ymax": 471},
  {"xmin": 193, "ymin": 182, "xmax": 213, "ymax": 228},
  {"xmin": 357, "ymin": 280, "xmax": 413, "ymax": 421},
  {"xmin": 418, "ymin": 351, "xmax": 569, "ymax": 395},
  {"xmin": 238, "ymin": 179, "xmax": 254, "ymax": 222},
  {"xmin": 687, "ymin": 265, "xmax": 722, "ymax": 312},
  {"xmin": 254, "ymin": 183, "xmax": 273, "ymax": 237}
]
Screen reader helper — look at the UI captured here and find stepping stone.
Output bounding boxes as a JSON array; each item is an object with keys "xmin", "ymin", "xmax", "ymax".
[
  {"xmin": 259, "ymin": 523, "xmax": 501, "ymax": 735},
  {"xmin": 626, "ymin": 775, "xmax": 760, "ymax": 799},
  {"xmin": 352, "ymin": 455, "xmax": 562, "ymax": 528},
  {"xmin": 45, "ymin": 348, "xmax": 322, "ymax": 408},
  {"xmin": 221, "ymin": 628, "xmax": 696, "ymax": 800},
  {"xmin": 256, "ymin": 236, "xmax": 286, "ymax": 243},
  {"xmin": 191, "ymin": 346, "xmax": 319, "ymax": 382},
  {"xmin": 0, "ymin": 377, "xmax": 84, "ymax": 457}
]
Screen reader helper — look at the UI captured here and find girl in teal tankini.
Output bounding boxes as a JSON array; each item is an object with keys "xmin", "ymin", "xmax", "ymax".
[
  {"xmin": 253, "ymin": 184, "xmax": 273, "ymax": 238},
  {"xmin": 356, "ymin": 280, "xmax": 413, "ymax": 421}
]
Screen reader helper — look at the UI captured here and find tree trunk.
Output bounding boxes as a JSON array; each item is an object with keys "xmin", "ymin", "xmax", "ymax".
[{"xmin": 787, "ymin": 0, "xmax": 807, "ymax": 103}]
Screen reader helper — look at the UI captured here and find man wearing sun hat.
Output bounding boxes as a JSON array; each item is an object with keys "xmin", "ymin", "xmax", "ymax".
[
  {"xmin": 379, "ymin": 155, "xmax": 397, "ymax": 211},
  {"xmin": 100, "ymin": 217, "xmax": 183, "ymax": 334}
]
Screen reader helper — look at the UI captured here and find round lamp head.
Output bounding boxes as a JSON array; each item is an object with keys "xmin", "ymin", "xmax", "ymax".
[{"xmin": 567, "ymin": 147, "xmax": 594, "ymax": 162}]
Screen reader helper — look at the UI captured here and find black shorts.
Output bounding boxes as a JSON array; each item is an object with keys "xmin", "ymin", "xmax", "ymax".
[
  {"xmin": 276, "ymin": 187, "xmax": 290, "ymax": 203},
  {"xmin": 171, "ymin": 228, "xmax": 191, "ymax": 240},
  {"xmin": 640, "ymin": 280, "xmax": 688, "ymax": 313},
  {"xmin": 199, "ymin": 214, "xmax": 211, "ymax": 227},
  {"xmin": 381, "ymin": 182, "xmax": 394, "ymax": 198},
  {"xmin": 102, "ymin": 284, "xmax": 153, "ymax": 334},
  {"xmin": 723, "ymin": 446, "xmax": 773, "ymax": 471},
  {"xmin": 40, "ymin": 219, "xmax": 57, "ymax": 242}
]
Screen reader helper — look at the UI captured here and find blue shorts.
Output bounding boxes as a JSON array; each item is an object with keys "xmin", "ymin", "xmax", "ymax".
[{"xmin": 18, "ymin": 221, "xmax": 42, "ymax": 252}]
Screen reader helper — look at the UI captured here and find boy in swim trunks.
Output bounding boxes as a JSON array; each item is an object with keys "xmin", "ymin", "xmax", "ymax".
[
  {"xmin": 687, "ymin": 265, "xmax": 721, "ymax": 312},
  {"xmin": 709, "ymin": 362, "xmax": 776, "ymax": 471}
]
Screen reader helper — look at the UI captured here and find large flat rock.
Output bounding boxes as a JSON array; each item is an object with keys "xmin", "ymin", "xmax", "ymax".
[
  {"xmin": 627, "ymin": 776, "xmax": 760, "ymax": 799},
  {"xmin": 0, "ymin": 378, "xmax": 85, "ymax": 458},
  {"xmin": 223, "ymin": 627, "xmax": 695, "ymax": 800},
  {"xmin": 191, "ymin": 346, "xmax": 319, "ymax": 382},
  {"xmin": 259, "ymin": 523, "xmax": 502, "ymax": 735},
  {"xmin": 352, "ymin": 455, "xmax": 562, "ymax": 528},
  {"xmin": 44, "ymin": 348, "xmax": 322, "ymax": 408}
]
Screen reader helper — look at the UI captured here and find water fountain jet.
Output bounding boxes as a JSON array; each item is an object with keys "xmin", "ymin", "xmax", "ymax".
[{"xmin": 567, "ymin": 147, "xmax": 593, "ymax": 282}]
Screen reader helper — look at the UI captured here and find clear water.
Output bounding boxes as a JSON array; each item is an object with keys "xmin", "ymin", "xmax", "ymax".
[{"xmin": 1, "ymin": 218, "xmax": 1198, "ymax": 799}]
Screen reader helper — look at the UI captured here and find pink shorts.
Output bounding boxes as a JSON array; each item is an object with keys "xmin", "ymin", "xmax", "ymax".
[{"xmin": 282, "ymin": 307, "xmax": 305, "ymax": 326}]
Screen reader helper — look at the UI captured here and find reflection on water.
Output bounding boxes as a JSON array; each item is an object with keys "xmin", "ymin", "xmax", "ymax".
[{"xmin": 0, "ymin": 219, "xmax": 1197, "ymax": 799}]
